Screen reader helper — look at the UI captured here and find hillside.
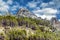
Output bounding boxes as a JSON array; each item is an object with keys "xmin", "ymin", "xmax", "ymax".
[{"xmin": 0, "ymin": 15, "xmax": 59, "ymax": 40}]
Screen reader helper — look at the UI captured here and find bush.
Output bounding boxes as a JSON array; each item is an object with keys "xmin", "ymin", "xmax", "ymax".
[{"xmin": 6, "ymin": 28, "xmax": 27, "ymax": 40}]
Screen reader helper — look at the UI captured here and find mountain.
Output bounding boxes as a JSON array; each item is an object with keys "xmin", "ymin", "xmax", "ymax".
[
  {"xmin": 51, "ymin": 17, "xmax": 60, "ymax": 31},
  {"xmin": 17, "ymin": 8, "xmax": 37, "ymax": 18}
]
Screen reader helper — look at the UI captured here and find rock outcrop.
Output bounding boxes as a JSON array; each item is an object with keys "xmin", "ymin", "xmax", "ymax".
[{"xmin": 17, "ymin": 8, "xmax": 37, "ymax": 18}]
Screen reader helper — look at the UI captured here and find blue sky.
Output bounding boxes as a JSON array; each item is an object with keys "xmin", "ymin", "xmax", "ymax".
[{"xmin": 0, "ymin": 0, "xmax": 60, "ymax": 20}]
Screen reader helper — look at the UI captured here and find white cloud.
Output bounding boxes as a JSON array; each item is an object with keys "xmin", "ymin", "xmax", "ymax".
[
  {"xmin": 0, "ymin": 0, "xmax": 18, "ymax": 15},
  {"xmin": 40, "ymin": 3, "xmax": 48, "ymax": 8},
  {"xmin": 43, "ymin": 8, "xmax": 57, "ymax": 14},
  {"xmin": 40, "ymin": 2, "xmax": 55, "ymax": 8},
  {"xmin": 33, "ymin": 8, "xmax": 57, "ymax": 15},
  {"xmin": 11, "ymin": 5, "xmax": 20, "ymax": 11},
  {"xmin": 0, "ymin": 5, "xmax": 9, "ymax": 12},
  {"xmin": 33, "ymin": 8, "xmax": 57, "ymax": 20},
  {"xmin": 7, "ymin": 0, "xmax": 13, "ymax": 5},
  {"xmin": 27, "ymin": 2, "xmax": 37, "ymax": 8},
  {"xmin": 40, "ymin": 15, "xmax": 56, "ymax": 20},
  {"xmin": 49, "ymin": 2, "xmax": 54, "ymax": 5},
  {"xmin": 0, "ymin": 0, "xmax": 5, "ymax": 5},
  {"xmin": 11, "ymin": 6, "xmax": 17, "ymax": 11},
  {"xmin": 35, "ymin": 14, "xmax": 56, "ymax": 20},
  {"xmin": 53, "ymin": 0, "xmax": 60, "ymax": 9},
  {"xmin": 58, "ymin": 19, "xmax": 60, "ymax": 22},
  {"xmin": 0, "ymin": 0, "xmax": 9, "ymax": 12}
]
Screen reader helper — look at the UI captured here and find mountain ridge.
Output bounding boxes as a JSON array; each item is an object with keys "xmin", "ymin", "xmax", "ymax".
[{"xmin": 16, "ymin": 8, "xmax": 37, "ymax": 19}]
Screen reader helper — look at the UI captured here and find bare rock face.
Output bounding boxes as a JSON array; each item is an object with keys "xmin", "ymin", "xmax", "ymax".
[
  {"xmin": 51, "ymin": 17, "xmax": 60, "ymax": 31},
  {"xmin": 17, "ymin": 8, "xmax": 37, "ymax": 18}
]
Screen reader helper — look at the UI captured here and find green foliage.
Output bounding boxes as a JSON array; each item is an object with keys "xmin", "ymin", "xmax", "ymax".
[
  {"xmin": 3, "ymin": 28, "xmax": 59, "ymax": 40},
  {"xmin": 0, "ymin": 15, "xmax": 60, "ymax": 40},
  {"xmin": 0, "ymin": 15, "xmax": 51, "ymax": 29},
  {"xmin": 6, "ymin": 28, "xmax": 27, "ymax": 40},
  {"xmin": 35, "ymin": 30, "xmax": 60, "ymax": 40}
]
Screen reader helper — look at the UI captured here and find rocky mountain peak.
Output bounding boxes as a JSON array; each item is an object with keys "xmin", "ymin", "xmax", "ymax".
[{"xmin": 17, "ymin": 8, "xmax": 37, "ymax": 18}]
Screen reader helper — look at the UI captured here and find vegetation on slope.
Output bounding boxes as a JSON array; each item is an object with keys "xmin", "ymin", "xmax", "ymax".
[{"xmin": 0, "ymin": 15, "xmax": 59, "ymax": 40}]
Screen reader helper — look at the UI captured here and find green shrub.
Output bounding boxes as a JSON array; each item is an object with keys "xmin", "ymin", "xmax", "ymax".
[{"xmin": 6, "ymin": 28, "xmax": 27, "ymax": 40}]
